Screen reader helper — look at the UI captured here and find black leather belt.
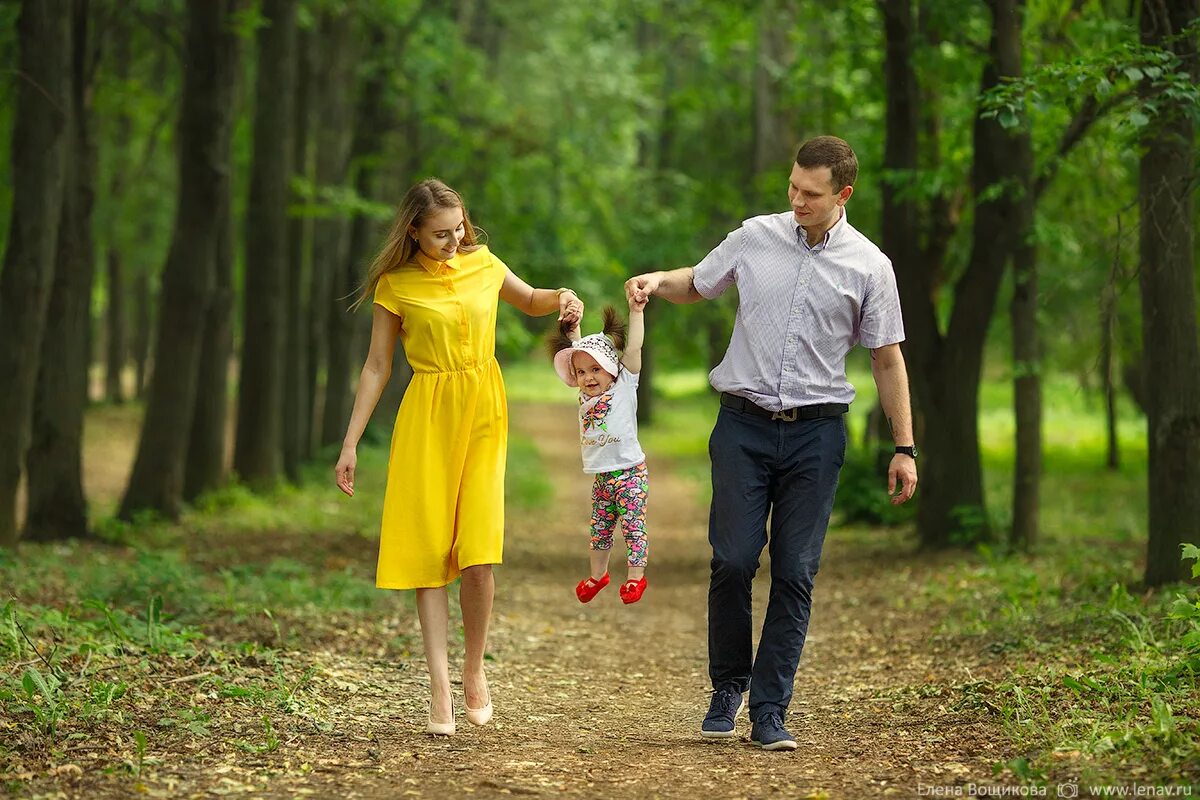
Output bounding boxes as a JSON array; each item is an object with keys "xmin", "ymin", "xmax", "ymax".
[{"xmin": 719, "ymin": 392, "xmax": 848, "ymax": 422}]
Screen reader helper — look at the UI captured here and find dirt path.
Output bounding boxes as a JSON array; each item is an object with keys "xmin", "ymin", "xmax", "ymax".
[
  {"xmin": 277, "ymin": 403, "xmax": 1012, "ymax": 799},
  {"xmin": 16, "ymin": 402, "xmax": 1016, "ymax": 799}
]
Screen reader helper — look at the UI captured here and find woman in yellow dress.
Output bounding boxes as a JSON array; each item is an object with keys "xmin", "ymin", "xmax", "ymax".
[{"xmin": 334, "ymin": 179, "xmax": 583, "ymax": 736}]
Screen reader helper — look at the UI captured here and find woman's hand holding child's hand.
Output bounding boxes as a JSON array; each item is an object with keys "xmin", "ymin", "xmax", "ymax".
[{"xmin": 558, "ymin": 291, "xmax": 584, "ymax": 325}]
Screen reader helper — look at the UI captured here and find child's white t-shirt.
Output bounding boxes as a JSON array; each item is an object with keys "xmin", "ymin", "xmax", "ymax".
[{"xmin": 578, "ymin": 368, "xmax": 646, "ymax": 474}]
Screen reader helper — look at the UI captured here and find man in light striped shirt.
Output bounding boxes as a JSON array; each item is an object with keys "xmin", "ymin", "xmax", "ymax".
[{"xmin": 625, "ymin": 136, "xmax": 918, "ymax": 751}]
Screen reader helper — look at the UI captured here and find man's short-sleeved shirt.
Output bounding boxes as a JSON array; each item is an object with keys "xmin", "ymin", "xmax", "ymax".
[{"xmin": 691, "ymin": 209, "xmax": 905, "ymax": 411}]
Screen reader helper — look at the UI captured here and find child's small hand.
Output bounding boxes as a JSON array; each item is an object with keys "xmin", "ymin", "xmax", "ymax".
[
  {"xmin": 628, "ymin": 294, "xmax": 648, "ymax": 313},
  {"xmin": 558, "ymin": 290, "xmax": 584, "ymax": 325}
]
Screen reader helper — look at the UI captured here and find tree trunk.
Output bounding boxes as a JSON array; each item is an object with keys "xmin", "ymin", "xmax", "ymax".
[
  {"xmin": 0, "ymin": 0, "xmax": 72, "ymax": 547},
  {"xmin": 881, "ymin": 0, "xmax": 1026, "ymax": 547},
  {"xmin": 1010, "ymin": 235, "xmax": 1040, "ymax": 551},
  {"xmin": 926, "ymin": 0, "xmax": 1026, "ymax": 546},
  {"xmin": 119, "ymin": 0, "xmax": 240, "ymax": 520},
  {"xmin": 104, "ymin": 20, "xmax": 133, "ymax": 405},
  {"xmin": 1100, "ymin": 252, "xmax": 1121, "ymax": 470},
  {"xmin": 1139, "ymin": 0, "xmax": 1200, "ymax": 587},
  {"xmin": 184, "ymin": 179, "xmax": 236, "ymax": 501},
  {"xmin": 878, "ymin": 0, "xmax": 928, "ymax": 501},
  {"xmin": 283, "ymin": 26, "xmax": 313, "ymax": 482},
  {"xmin": 25, "ymin": 0, "xmax": 97, "ymax": 543},
  {"xmin": 879, "ymin": 0, "xmax": 922, "ymax": 316},
  {"xmin": 321, "ymin": 182, "xmax": 375, "ymax": 447},
  {"xmin": 307, "ymin": 12, "xmax": 357, "ymax": 457},
  {"xmin": 234, "ymin": 0, "xmax": 297, "ymax": 489},
  {"xmin": 104, "ymin": 249, "xmax": 127, "ymax": 402},
  {"xmin": 633, "ymin": 26, "xmax": 678, "ymax": 427},
  {"xmin": 751, "ymin": 0, "xmax": 797, "ymax": 180},
  {"xmin": 1006, "ymin": 0, "xmax": 1038, "ymax": 551},
  {"xmin": 917, "ymin": 355, "xmax": 990, "ymax": 545},
  {"xmin": 321, "ymin": 39, "xmax": 387, "ymax": 447},
  {"xmin": 184, "ymin": 35, "xmax": 241, "ymax": 502},
  {"xmin": 133, "ymin": 268, "xmax": 151, "ymax": 398}
]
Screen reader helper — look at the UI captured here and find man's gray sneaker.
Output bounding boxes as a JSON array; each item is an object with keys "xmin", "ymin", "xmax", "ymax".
[
  {"xmin": 750, "ymin": 712, "xmax": 797, "ymax": 751},
  {"xmin": 700, "ymin": 686, "xmax": 744, "ymax": 739}
]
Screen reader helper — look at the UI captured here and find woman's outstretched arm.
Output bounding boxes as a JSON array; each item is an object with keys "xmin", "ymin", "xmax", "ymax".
[
  {"xmin": 500, "ymin": 268, "xmax": 584, "ymax": 325},
  {"xmin": 334, "ymin": 305, "xmax": 403, "ymax": 496}
]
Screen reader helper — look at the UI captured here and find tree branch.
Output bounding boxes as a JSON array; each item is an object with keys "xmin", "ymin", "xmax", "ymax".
[{"xmin": 1034, "ymin": 89, "xmax": 1133, "ymax": 200}]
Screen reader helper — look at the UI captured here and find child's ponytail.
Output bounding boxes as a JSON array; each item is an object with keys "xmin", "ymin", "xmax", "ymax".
[
  {"xmin": 601, "ymin": 306, "xmax": 626, "ymax": 352},
  {"xmin": 547, "ymin": 304, "xmax": 628, "ymax": 363},
  {"xmin": 547, "ymin": 319, "xmax": 577, "ymax": 360}
]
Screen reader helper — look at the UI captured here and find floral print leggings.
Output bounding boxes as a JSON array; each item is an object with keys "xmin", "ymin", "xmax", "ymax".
[{"xmin": 589, "ymin": 462, "xmax": 649, "ymax": 567}]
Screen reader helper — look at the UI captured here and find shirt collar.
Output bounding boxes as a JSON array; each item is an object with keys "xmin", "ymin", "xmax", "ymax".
[
  {"xmin": 414, "ymin": 249, "xmax": 458, "ymax": 275},
  {"xmin": 796, "ymin": 206, "xmax": 848, "ymax": 251}
]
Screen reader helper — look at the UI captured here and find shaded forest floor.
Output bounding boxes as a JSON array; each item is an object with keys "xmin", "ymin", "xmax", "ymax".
[{"xmin": 4, "ymin": 400, "xmax": 1195, "ymax": 798}]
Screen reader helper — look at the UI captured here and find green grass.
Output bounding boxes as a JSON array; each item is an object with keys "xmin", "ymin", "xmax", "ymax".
[
  {"xmin": 0, "ymin": 425, "xmax": 549, "ymax": 782},
  {"xmin": 921, "ymin": 544, "xmax": 1199, "ymax": 788}
]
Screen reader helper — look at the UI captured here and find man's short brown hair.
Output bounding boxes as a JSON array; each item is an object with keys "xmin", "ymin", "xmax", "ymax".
[{"xmin": 795, "ymin": 136, "xmax": 858, "ymax": 191}]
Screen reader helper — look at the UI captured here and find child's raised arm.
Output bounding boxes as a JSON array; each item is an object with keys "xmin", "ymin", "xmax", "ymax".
[{"xmin": 622, "ymin": 296, "xmax": 645, "ymax": 374}]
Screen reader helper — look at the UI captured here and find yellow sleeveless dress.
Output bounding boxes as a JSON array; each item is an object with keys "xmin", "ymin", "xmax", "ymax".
[{"xmin": 371, "ymin": 245, "xmax": 508, "ymax": 589}]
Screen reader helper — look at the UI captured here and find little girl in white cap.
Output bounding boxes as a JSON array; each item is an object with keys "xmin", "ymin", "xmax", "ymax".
[{"xmin": 549, "ymin": 294, "xmax": 649, "ymax": 604}]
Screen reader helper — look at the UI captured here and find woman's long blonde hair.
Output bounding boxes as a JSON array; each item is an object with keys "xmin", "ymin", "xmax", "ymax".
[{"xmin": 350, "ymin": 178, "xmax": 484, "ymax": 311}]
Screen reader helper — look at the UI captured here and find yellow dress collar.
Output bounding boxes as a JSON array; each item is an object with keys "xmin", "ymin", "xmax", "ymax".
[{"xmin": 414, "ymin": 249, "xmax": 459, "ymax": 275}]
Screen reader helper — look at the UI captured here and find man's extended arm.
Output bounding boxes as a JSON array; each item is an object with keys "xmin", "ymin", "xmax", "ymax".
[
  {"xmin": 625, "ymin": 267, "xmax": 704, "ymax": 305},
  {"xmin": 870, "ymin": 343, "xmax": 918, "ymax": 505}
]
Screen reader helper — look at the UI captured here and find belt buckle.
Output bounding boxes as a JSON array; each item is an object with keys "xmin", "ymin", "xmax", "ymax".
[{"xmin": 771, "ymin": 407, "xmax": 798, "ymax": 422}]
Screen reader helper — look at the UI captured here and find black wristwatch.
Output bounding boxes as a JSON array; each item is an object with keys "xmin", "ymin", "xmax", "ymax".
[{"xmin": 895, "ymin": 445, "xmax": 918, "ymax": 460}]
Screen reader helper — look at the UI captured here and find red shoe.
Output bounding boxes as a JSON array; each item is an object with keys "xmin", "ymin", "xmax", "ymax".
[
  {"xmin": 619, "ymin": 576, "xmax": 647, "ymax": 604},
  {"xmin": 576, "ymin": 573, "xmax": 610, "ymax": 603}
]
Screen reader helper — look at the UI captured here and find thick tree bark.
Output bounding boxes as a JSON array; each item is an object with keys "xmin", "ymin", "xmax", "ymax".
[
  {"xmin": 306, "ymin": 12, "xmax": 356, "ymax": 457},
  {"xmin": 925, "ymin": 0, "xmax": 1026, "ymax": 546},
  {"xmin": 879, "ymin": 0, "xmax": 922, "ymax": 305},
  {"xmin": 881, "ymin": 0, "xmax": 1026, "ymax": 547},
  {"xmin": 184, "ymin": 180, "xmax": 236, "ymax": 502},
  {"xmin": 1139, "ymin": 0, "xmax": 1200, "ymax": 587},
  {"xmin": 1006, "ymin": 0, "xmax": 1039, "ymax": 552},
  {"xmin": 0, "ymin": 1, "xmax": 71, "ymax": 546},
  {"xmin": 235, "ymin": 0, "xmax": 297, "ymax": 488},
  {"xmin": 25, "ymin": 0, "xmax": 97, "ymax": 542},
  {"xmin": 184, "ymin": 35, "xmax": 241, "ymax": 502},
  {"xmin": 1010, "ymin": 235, "xmax": 1040, "ymax": 551},
  {"xmin": 283, "ymin": 27, "xmax": 313, "ymax": 482},
  {"xmin": 321, "ymin": 41, "xmax": 387, "ymax": 447},
  {"xmin": 119, "ymin": 0, "xmax": 240, "ymax": 520}
]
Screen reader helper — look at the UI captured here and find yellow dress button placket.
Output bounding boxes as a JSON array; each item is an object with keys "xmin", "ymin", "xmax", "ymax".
[{"xmin": 443, "ymin": 271, "xmax": 472, "ymax": 368}]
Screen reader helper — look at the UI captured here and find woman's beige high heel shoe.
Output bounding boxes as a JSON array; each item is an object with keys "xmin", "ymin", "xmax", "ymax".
[
  {"xmin": 426, "ymin": 704, "xmax": 455, "ymax": 735},
  {"xmin": 465, "ymin": 699, "xmax": 492, "ymax": 727},
  {"xmin": 465, "ymin": 676, "xmax": 493, "ymax": 726}
]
